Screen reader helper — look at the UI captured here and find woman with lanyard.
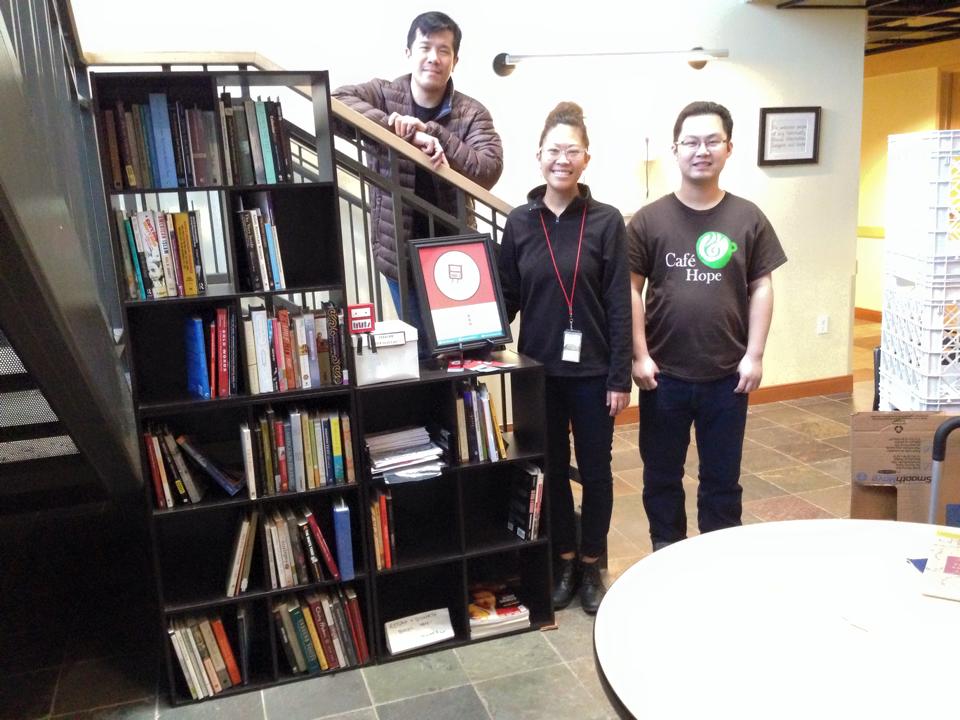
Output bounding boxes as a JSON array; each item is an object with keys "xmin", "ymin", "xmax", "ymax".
[{"xmin": 498, "ymin": 102, "xmax": 632, "ymax": 614}]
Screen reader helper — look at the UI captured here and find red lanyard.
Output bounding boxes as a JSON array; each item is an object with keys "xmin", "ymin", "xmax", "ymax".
[{"xmin": 540, "ymin": 204, "xmax": 588, "ymax": 329}]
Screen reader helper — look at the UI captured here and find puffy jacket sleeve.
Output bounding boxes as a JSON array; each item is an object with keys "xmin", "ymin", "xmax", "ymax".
[
  {"xmin": 426, "ymin": 104, "xmax": 503, "ymax": 190},
  {"xmin": 332, "ymin": 79, "xmax": 391, "ymax": 127}
]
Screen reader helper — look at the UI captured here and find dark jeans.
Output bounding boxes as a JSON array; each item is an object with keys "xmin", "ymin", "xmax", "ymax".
[
  {"xmin": 545, "ymin": 375, "xmax": 614, "ymax": 559},
  {"xmin": 640, "ymin": 373, "xmax": 748, "ymax": 545},
  {"xmin": 385, "ymin": 275, "xmax": 429, "ymax": 358}
]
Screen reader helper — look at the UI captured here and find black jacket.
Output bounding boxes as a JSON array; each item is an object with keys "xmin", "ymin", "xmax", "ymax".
[{"xmin": 498, "ymin": 184, "xmax": 632, "ymax": 390}]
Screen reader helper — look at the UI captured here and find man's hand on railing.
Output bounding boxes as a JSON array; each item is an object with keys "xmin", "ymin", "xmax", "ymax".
[
  {"xmin": 387, "ymin": 112, "xmax": 426, "ymax": 140},
  {"xmin": 412, "ymin": 131, "xmax": 447, "ymax": 169}
]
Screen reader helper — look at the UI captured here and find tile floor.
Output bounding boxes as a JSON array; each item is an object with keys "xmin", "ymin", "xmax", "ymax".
[{"xmin": 0, "ymin": 321, "xmax": 879, "ymax": 719}]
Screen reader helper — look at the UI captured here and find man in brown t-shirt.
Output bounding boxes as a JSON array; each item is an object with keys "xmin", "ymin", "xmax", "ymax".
[{"xmin": 627, "ymin": 101, "xmax": 787, "ymax": 551}]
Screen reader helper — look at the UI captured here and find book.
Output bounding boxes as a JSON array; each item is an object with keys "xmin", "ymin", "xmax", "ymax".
[
  {"xmin": 240, "ymin": 423, "xmax": 257, "ymax": 499},
  {"xmin": 236, "ymin": 604, "xmax": 250, "ymax": 684},
  {"xmin": 370, "ymin": 496, "xmax": 383, "ymax": 570},
  {"xmin": 123, "ymin": 110, "xmax": 142, "ymax": 188},
  {"xmin": 254, "ymin": 100, "xmax": 277, "ymax": 183},
  {"xmin": 135, "ymin": 210, "xmax": 166, "ymax": 297},
  {"xmin": 161, "ymin": 428, "xmax": 204, "ymax": 503},
  {"xmin": 332, "ymin": 497, "xmax": 355, "ymax": 581},
  {"xmin": 287, "ymin": 599, "xmax": 321, "ymax": 673},
  {"xmin": 112, "ymin": 100, "xmax": 136, "ymax": 187},
  {"xmin": 217, "ymin": 98, "xmax": 233, "ymax": 185},
  {"xmin": 922, "ymin": 529, "xmax": 960, "ymax": 601},
  {"xmin": 302, "ymin": 504, "xmax": 340, "ymax": 580},
  {"xmin": 184, "ymin": 316, "xmax": 211, "ymax": 399},
  {"xmin": 305, "ymin": 591, "xmax": 339, "ymax": 670},
  {"xmin": 243, "ymin": 98, "xmax": 266, "ymax": 184},
  {"xmin": 138, "ymin": 103, "xmax": 158, "ymax": 188},
  {"xmin": 216, "ymin": 307, "xmax": 229, "ymax": 398},
  {"xmin": 187, "ymin": 210, "xmax": 207, "ymax": 292},
  {"xmin": 143, "ymin": 431, "xmax": 171, "ymax": 509},
  {"xmin": 175, "ymin": 435, "xmax": 243, "ymax": 496},
  {"xmin": 102, "ymin": 109, "xmax": 123, "ymax": 190},
  {"xmin": 343, "ymin": 586, "xmax": 370, "ymax": 664},
  {"xmin": 177, "ymin": 618, "xmax": 211, "ymax": 698},
  {"xmin": 273, "ymin": 599, "xmax": 303, "ymax": 673},
  {"xmin": 153, "ymin": 431, "xmax": 187, "ymax": 505},
  {"xmin": 119, "ymin": 214, "xmax": 146, "ymax": 300},
  {"xmin": 152, "ymin": 431, "xmax": 188, "ymax": 505},
  {"xmin": 329, "ymin": 588, "xmax": 358, "ymax": 666},
  {"xmin": 199, "ymin": 617, "xmax": 232, "ymax": 690},
  {"xmin": 298, "ymin": 596, "xmax": 327, "ymax": 671},
  {"xmin": 324, "ymin": 303, "xmax": 344, "ymax": 386},
  {"xmin": 189, "ymin": 616, "xmax": 222, "ymax": 694},
  {"xmin": 168, "ymin": 624, "xmax": 202, "ymax": 700},
  {"xmin": 283, "ymin": 507, "xmax": 309, "ymax": 585},
  {"xmin": 148, "ymin": 93, "xmax": 178, "ymax": 187},
  {"xmin": 237, "ymin": 511, "xmax": 258, "ymax": 594},
  {"xmin": 230, "ymin": 101, "xmax": 256, "ymax": 185},
  {"xmin": 210, "ymin": 616, "xmax": 242, "ymax": 686},
  {"xmin": 203, "ymin": 110, "xmax": 223, "ymax": 185},
  {"xmin": 296, "ymin": 511, "xmax": 325, "ymax": 583},
  {"xmin": 168, "ymin": 102, "xmax": 187, "ymax": 186},
  {"xmin": 226, "ymin": 514, "xmax": 251, "ymax": 597},
  {"xmin": 384, "ymin": 608, "xmax": 455, "ymax": 655}
]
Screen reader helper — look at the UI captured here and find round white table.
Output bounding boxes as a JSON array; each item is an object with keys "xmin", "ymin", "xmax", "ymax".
[{"xmin": 594, "ymin": 519, "xmax": 960, "ymax": 719}]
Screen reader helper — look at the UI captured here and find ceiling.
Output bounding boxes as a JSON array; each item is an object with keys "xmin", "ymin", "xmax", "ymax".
[{"xmin": 775, "ymin": 1, "xmax": 960, "ymax": 54}]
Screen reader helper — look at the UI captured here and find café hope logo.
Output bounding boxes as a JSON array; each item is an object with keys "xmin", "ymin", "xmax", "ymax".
[
  {"xmin": 696, "ymin": 231, "xmax": 737, "ymax": 269},
  {"xmin": 666, "ymin": 231, "xmax": 738, "ymax": 284}
]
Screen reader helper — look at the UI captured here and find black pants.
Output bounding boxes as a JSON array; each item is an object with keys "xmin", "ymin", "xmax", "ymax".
[
  {"xmin": 545, "ymin": 375, "xmax": 614, "ymax": 558},
  {"xmin": 640, "ymin": 373, "xmax": 748, "ymax": 545}
]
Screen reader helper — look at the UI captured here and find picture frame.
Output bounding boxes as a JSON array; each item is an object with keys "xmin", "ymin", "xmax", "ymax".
[
  {"xmin": 758, "ymin": 106, "xmax": 821, "ymax": 166},
  {"xmin": 408, "ymin": 233, "xmax": 513, "ymax": 356}
]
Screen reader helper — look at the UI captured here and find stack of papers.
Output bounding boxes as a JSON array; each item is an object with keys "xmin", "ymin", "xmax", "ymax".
[
  {"xmin": 467, "ymin": 582, "xmax": 530, "ymax": 639},
  {"xmin": 366, "ymin": 427, "xmax": 445, "ymax": 483},
  {"xmin": 469, "ymin": 604, "xmax": 530, "ymax": 639}
]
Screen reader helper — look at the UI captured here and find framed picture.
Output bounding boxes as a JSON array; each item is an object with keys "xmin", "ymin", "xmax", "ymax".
[
  {"xmin": 758, "ymin": 106, "xmax": 821, "ymax": 166},
  {"xmin": 408, "ymin": 233, "xmax": 513, "ymax": 356}
]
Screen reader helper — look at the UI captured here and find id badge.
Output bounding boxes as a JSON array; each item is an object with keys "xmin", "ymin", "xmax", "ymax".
[{"xmin": 562, "ymin": 329, "xmax": 582, "ymax": 363}]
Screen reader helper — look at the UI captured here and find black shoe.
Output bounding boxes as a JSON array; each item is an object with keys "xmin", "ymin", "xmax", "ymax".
[
  {"xmin": 552, "ymin": 557, "xmax": 579, "ymax": 609},
  {"xmin": 579, "ymin": 561, "xmax": 605, "ymax": 615}
]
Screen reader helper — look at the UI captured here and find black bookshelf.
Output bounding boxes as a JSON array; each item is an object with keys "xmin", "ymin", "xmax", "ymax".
[
  {"xmin": 354, "ymin": 355, "xmax": 553, "ymax": 661},
  {"xmin": 90, "ymin": 69, "xmax": 370, "ymax": 705}
]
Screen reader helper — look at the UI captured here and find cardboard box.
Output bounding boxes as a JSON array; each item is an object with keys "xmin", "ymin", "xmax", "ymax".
[
  {"xmin": 352, "ymin": 320, "xmax": 419, "ymax": 386},
  {"xmin": 850, "ymin": 412, "xmax": 960, "ymax": 524}
]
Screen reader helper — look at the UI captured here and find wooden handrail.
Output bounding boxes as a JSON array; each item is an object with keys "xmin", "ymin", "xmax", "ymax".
[{"xmin": 80, "ymin": 50, "xmax": 512, "ymax": 216}]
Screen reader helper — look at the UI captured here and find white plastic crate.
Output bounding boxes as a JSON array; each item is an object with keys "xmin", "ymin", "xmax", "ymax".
[
  {"xmin": 885, "ymin": 130, "xmax": 960, "ymax": 258},
  {"xmin": 884, "ymin": 271, "xmax": 960, "ymax": 302},
  {"xmin": 884, "ymin": 251, "xmax": 960, "ymax": 288},
  {"xmin": 880, "ymin": 284, "xmax": 960, "ymax": 410},
  {"xmin": 879, "ymin": 371, "xmax": 960, "ymax": 412}
]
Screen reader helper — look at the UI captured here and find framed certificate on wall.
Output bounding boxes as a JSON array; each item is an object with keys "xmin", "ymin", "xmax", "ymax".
[
  {"xmin": 758, "ymin": 106, "xmax": 821, "ymax": 166},
  {"xmin": 408, "ymin": 234, "xmax": 512, "ymax": 356}
]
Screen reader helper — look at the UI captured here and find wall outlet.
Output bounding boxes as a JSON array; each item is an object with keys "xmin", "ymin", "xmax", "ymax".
[{"xmin": 816, "ymin": 315, "xmax": 829, "ymax": 335}]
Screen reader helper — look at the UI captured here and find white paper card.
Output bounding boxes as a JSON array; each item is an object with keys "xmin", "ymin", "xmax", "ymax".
[{"xmin": 384, "ymin": 607, "xmax": 455, "ymax": 655}]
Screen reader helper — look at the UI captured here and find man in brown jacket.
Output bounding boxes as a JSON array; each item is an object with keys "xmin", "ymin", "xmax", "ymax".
[{"xmin": 333, "ymin": 11, "xmax": 503, "ymax": 334}]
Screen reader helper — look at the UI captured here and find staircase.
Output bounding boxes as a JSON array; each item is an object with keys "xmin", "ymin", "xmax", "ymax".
[{"xmin": 0, "ymin": 330, "xmax": 107, "ymax": 513}]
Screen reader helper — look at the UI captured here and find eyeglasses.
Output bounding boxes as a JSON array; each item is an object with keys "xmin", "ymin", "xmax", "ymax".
[
  {"xmin": 676, "ymin": 137, "xmax": 728, "ymax": 152},
  {"xmin": 541, "ymin": 145, "xmax": 586, "ymax": 161}
]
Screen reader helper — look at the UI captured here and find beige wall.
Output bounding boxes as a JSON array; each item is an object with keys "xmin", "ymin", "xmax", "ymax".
[{"xmin": 73, "ymin": 0, "xmax": 866, "ymax": 389}]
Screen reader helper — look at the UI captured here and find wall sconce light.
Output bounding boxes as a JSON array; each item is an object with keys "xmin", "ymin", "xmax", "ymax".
[{"xmin": 492, "ymin": 47, "xmax": 728, "ymax": 76}]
